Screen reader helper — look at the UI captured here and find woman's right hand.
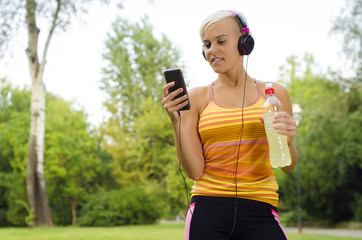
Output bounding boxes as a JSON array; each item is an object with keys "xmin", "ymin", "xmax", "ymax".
[{"xmin": 161, "ymin": 81, "xmax": 189, "ymax": 122}]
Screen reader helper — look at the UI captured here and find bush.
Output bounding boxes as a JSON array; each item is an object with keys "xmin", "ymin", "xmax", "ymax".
[
  {"xmin": 354, "ymin": 195, "xmax": 362, "ymax": 222},
  {"xmin": 78, "ymin": 185, "xmax": 161, "ymax": 226},
  {"xmin": 4, "ymin": 174, "xmax": 28, "ymax": 226},
  {"xmin": 49, "ymin": 186, "xmax": 72, "ymax": 226}
]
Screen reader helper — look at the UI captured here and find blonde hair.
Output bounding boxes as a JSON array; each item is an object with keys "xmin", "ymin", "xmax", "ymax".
[{"xmin": 199, "ymin": 10, "xmax": 249, "ymax": 41}]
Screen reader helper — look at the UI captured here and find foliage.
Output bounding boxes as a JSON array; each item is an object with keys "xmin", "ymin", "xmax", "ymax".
[
  {"xmin": 277, "ymin": 54, "xmax": 362, "ymax": 223},
  {"xmin": 77, "ymin": 185, "xmax": 161, "ymax": 226},
  {"xmin": 100, "ymin": 16, "xmax": 191, "ymax": 218},
  {"xmin": 44, "ymin": 95, "xmax": 105, "ymax": 225},
  {"xmin": 0, "ymin": 0, "xmax": 119, "ymax": 227},
  {"xmin": 14, "ymin": 200, "xmax": 36, "ymax": 227},
  {"xmin": 331, "ymin": 0, "xmax": 361, "ymax": 75},
  {"xmin": 0, "ymin": 0, "xmax": 359, "ymax": 227},
  {"xmin": 0, "ymin": 80, "xmax": 111, "ymax": 226},
  {"xmin": 0, "ymin": 79, "xmax": 31, "ymax": 226},
  {"xmin": 277, "ymin": 0, "xmax": 362, "ymax": 223}
]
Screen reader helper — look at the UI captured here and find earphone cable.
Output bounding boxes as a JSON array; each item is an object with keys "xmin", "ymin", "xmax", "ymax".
[
  {"xmin": 224, "ymin": 55, "xmax": 249, "ymax": 240},
  {"xmin": 178, "ymin": 113, "xmax": 193, "ymax": 216}
]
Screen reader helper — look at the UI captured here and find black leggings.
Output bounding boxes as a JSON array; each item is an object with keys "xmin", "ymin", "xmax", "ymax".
[{"xmin": 185, "ymin": 196, "xmax": 288, "ymax": 240}]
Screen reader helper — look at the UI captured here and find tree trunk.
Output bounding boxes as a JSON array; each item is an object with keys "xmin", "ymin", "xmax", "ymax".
[
  {"xmin": 70, "ymin": 198, "xmax": 77, "ymax": 225},
  {"xmin": 25, "ymin": 0, "xmax": 53, "ymax": 227},
  {"xmin": 27, "ymin": 80, "xmax": 53, "ymax": 226}
]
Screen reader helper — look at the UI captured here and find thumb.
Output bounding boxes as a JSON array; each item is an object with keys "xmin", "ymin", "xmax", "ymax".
[{"xmin": 260, "ymin": 117, "xmax": 264, "ymax": 124}]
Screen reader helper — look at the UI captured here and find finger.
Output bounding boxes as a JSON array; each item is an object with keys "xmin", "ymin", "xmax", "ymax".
[
  {"xmin": 275, "ymin": 111, "xmax": 289, "ymax": 117},
  {"xmin": 276, "ymin": 129, "xmax": 296, "ymax": 137},
  {"xmin": 272, "ymin": 114, "xmax": 296, "ymax": 126},
  {"xmin": 273, "ymin": 112, "xmax": 290, "ymax": 120},
  {"xmin": 161, "ymin": 89, "xmax": 186, "ymax": 107},
  {"xmin": 162, "ymin": 89, "xmax": 181, "ymax": 105},
  {"xmin": 166, "ymin": 86, "xmax": 184, "ymax": 98},
  {"xmin": 274, "ymin": 124, "xmax": 296, "ymax": 136},
  {"xmin": 273, "ymin": 118, "xmax": 296, "ymax": 126},
  {"xmin": 273, "ymin": 124, "xmax": 295, "ymax": 132},
  {"xmin": 162, "ymin": 90, "xmax": 187, "ymax": 106},
  {"xmin": 169, "ymin": 100, "xmax": 189, "ymax": 113},
  {"xmin": 162, "ymin": 82, "xmax": 175, "ymax": 97},
  {"xmin": 163, "ymin": 95, "xmax": 188, "ymax": 112},
  {"xmin": 163, "ymin": 100, "xmax": 189, "ymax": 118}
]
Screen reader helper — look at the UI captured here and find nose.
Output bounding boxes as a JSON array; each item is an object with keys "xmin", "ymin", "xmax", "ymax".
[
  {"xmin": 205, "ymin": 44, "xmax": 218, "ymax": 61},
  {"xmin": 209, "ymin": 43, "xmax": 218, "ymax": 55}
]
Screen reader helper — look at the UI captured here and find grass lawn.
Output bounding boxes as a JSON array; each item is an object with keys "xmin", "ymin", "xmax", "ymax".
[{"xmin": 0, "ymin": 222, "xmax": 360, "ymax": 240}]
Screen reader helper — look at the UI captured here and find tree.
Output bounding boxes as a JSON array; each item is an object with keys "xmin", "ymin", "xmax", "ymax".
[
  {"xmin": 100, "ymin": 16, "xmax": 191, "ymax": 217},
  {"xmin": 0, "ymin": 80, "xmax": 112, "ymax": 226},
  {"xmin": 44, "ymin": 96, "xmax": 104, "ymax": 225},
  {"xmin": 0, "ymin": 79, "xmax": 31, "ymax": 226},
  {"xmin": 101, "ymin": 16, "xmax": 183, "ymax": 184},
  {"xmin": 331, "ymin": 0, "xmax": 362, "ymax": 81},
  {"xmin": 330, "ymin": 0, "xmax": 362, "ymax": 221},
  {"xmin": 0, "ymin": 0, "xmax": 113, "ymax": 226},
  {"xmin": 277, "ymin": 54, "xmax": 362, "ymax": 223}
]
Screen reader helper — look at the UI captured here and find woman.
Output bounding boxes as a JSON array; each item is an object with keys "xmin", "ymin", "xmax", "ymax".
[{"xmin": 162, "ymin": 10, "xmax": 297, "ymax": 240}]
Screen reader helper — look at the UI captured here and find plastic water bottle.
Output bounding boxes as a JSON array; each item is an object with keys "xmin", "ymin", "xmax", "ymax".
[{"xmin": 263, "ymin": 83, "xmax": 291, "ymax": 168}]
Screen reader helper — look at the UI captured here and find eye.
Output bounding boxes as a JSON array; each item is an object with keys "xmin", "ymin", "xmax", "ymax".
[
  {"xmin": 203, "ymin": 43, "xmax": 211, "ymax": 49},
  {"xmin": 218, "ymin": 40, "xmax": 226, "ymax": 44}
]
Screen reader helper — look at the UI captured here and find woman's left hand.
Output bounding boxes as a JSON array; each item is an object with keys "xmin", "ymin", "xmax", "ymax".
[{"xmin": 272, "ymin": 112, "xmax": 296, "ymax": 142}]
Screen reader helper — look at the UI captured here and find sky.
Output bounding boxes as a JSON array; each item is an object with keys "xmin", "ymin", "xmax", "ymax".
[{"xmin": 0, "ymin": 0, "xmax": 349, "ymax": 126}]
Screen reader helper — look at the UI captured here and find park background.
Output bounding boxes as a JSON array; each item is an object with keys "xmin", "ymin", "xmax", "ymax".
[{"xmin": 0, "ymin": 0, "xmax": 361, "ymax": 238}]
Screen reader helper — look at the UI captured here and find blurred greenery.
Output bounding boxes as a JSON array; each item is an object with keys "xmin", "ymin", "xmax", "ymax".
[
  {"xmin": 77, "ymin": 185, "xmax": 161, "ymax": 226},
  {"xmin": 99, "ymin": 15, "xmax": 193, "ymax": 220},
  {"xmin": 0, "ymin": 81, "xmax": 115, "ymax": 226},
  {"xmin": 276, "ymin": 52, "xmax": 362, "ymax": 223},
  {"xmin": 275, "ymin": 0, "xmax": 362, "ymax": 224},
  {"xmin": 0, "ymin": 0, "xmax": 361, "ymax": 228},
  {"xmin": 0, "ymin": 14, "xmax": 192, "ymax": 226},
  {"xmin": 0, "ymin": 223, "xmax": 360, "ymax": 240}
]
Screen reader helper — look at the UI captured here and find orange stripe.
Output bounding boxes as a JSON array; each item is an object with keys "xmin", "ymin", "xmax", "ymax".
[{"xmin": 193, "ymin": 91, "xmax": 279, "ymax": 207}]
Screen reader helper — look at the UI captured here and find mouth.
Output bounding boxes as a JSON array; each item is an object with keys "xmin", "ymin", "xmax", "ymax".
[{"xmin": 211, "ymin": 57, "xmax": 224, "ymax": 64}]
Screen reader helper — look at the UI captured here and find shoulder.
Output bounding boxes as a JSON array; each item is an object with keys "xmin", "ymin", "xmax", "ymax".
[
  {"xmin": 188, "ymin": 85, "xmax": 210, "ymax": 115},
  {"xmin": 189, "ymin": 85, "xmax": 209, "ymax": 95},
  {"xmin": 258, "ymin": 80, "xmax": 292, "ymax": 113}
]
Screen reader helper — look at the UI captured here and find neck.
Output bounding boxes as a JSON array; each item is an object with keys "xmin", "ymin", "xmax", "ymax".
[{"xmin": 217, "ymin": 66, "xmax": 251, "ymax": 87}]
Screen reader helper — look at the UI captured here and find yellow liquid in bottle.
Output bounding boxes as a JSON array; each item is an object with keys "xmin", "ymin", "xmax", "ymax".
[{"xmin": 263, "ymin": 112, "xmax": 291, "ymax": 168}]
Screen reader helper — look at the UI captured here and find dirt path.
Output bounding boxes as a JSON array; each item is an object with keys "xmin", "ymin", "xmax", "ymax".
[{"xmin": 285, "ymin": 227, "xmax": 362, "ymax": 238}]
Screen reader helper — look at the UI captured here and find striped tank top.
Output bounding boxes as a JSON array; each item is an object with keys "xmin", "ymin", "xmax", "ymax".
[{"xmin": 192, "ymin": 81, "xmax": 279, "ymax": 207}]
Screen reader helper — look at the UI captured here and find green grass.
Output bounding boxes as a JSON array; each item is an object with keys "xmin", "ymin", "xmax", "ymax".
[{"xmin": 0, "ymin": 222, "xmax": 360, "ymax": 240}]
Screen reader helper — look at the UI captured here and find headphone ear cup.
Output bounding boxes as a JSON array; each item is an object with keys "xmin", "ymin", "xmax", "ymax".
[
  {"xmin": 238, "ymin": 35, "xmax": 254, "ymax": 55},
  {"xmin": 202, "ymin": 45, "xmax": 207, "ymax": 60}
]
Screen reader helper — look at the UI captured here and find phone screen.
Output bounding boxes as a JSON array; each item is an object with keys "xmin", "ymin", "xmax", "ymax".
[{"xmin": 163, "ymin": 68, "xmax": 190, "ymax": 111}]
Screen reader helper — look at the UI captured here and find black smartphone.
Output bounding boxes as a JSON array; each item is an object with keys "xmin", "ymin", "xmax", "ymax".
[{"xmin": 163, "ymin": 68, "xmax": 191, "ymax": 111}]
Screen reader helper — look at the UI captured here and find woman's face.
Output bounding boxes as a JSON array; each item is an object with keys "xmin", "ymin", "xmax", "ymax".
[{"xmin": 202, "ymin": 17, "xmax": 242, "ymax": 73}]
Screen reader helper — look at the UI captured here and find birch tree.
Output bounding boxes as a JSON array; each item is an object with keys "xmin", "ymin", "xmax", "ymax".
[{"xmin": 0, "ymin": 0, "xmax": 113, "ymax": 226}]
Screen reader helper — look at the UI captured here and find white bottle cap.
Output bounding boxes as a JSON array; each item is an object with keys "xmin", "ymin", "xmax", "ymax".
[{"xmin": 265, "ymin": 83, "xmax": 273, "ymax": 89}]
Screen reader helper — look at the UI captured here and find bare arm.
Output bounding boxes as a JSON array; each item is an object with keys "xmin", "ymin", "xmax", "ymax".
[{"xmin": 162, "ymin": 83, "xmax": 205, "ymax": 180}]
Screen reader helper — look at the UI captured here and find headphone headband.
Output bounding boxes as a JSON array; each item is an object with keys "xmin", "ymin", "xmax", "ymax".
[
  {"xmin": 220, "ymin": 10, "xmax": 249, "ymax": 34},
  {"xmin": 202, "ymin": 10, "xmax": 255, "ymax": 59}
]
